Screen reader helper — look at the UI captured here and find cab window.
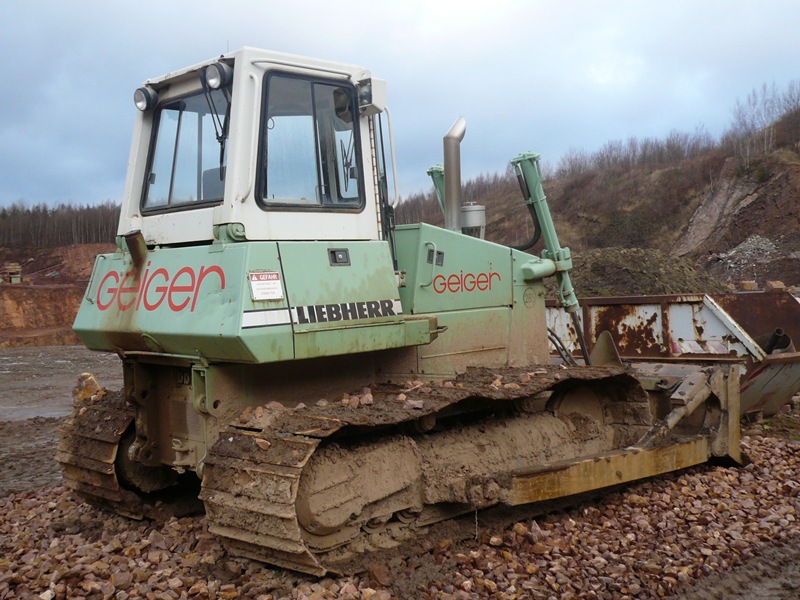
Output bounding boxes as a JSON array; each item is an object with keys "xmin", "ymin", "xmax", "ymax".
[{"xmin": 257, "ymin": 73, "xmax": 363, "ymax": 210}]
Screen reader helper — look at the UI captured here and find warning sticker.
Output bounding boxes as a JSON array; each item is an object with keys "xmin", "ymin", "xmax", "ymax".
[{"xmin": 248, "ymin": 271, "xmax": 283, "ymax": 301}]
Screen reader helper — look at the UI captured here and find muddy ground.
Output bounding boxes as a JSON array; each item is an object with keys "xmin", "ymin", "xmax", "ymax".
[
  {"xmin": 0, "ymin": 346, "xmax": 122, "ymax": 496},
  {"xmin": 2, "ymin": 346, "xmax": 800, "ymax": 598}
]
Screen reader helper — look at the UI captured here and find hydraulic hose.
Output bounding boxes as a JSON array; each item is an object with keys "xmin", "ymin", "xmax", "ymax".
[
  {"xmin": 547, "ymin": 327, "xmax": 578, "ymax": 366},
  {"xmin": 511, "ymin": 203, "xmax": 542, "ymax": 251}
]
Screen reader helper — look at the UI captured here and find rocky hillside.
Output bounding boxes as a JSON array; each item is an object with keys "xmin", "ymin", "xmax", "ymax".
[
  {"xmin": 548, "ymin": 150, "xmax": 800, "ymax": 289},
  {"xmin": 681, "ymin": 152, "xmax": 800, "ymax": 287},
  {"xmin": 400, "ymin": 148, "xmax": 800, "ymax": 292}
]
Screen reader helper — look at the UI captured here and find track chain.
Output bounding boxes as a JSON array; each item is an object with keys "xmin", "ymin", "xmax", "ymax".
[
  {"xmin": 200, "ymin": 365, "xmax": 632, "ymax": 575},
  {"xmin": 55, "ymin": 389, "xmax": 146, "ymax": 519}
]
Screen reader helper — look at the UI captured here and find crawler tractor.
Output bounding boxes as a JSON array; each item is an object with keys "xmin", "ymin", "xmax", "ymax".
[{"xmin": 58, "ymin": 48, "xmax": 745, "ymax": 575}]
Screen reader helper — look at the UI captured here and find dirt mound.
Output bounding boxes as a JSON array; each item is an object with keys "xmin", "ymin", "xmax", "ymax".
[
  {"xmin": 50, "ymin": 244, "xmax": 114, "ymax": 280},
  {"xmin": 561, "ymin": 247, "xmax": 731, "ymax": 297},
  {"xmin": 0, "ymin": 243, "xmax": 113, "ymax": 284},
  {"xmin": 0, "ymin": 285, "xmax": 84, "ymax": 348}
]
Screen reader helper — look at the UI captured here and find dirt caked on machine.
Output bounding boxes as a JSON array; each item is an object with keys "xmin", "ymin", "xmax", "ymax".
[{"xmin": 59, "ymin": 48, "xmax": 748, "ymax": 575}]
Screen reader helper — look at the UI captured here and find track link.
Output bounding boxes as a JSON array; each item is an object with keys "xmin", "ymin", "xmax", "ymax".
[
  {"xmin": 200, "ymin": 365, "xmax": 640, "ymax": 575},
  {"xmin": 56, "ymin": 390, "xmax": 146, "ymax": 519},
  {"xmin": 202, "ymin": 428, "xmax": 327, "ymax": 574}
]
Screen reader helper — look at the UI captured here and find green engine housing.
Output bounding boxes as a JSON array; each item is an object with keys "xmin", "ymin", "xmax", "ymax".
[{"xmin": 75, "ymin": 223, "xmax": 550, "ymax": 374}]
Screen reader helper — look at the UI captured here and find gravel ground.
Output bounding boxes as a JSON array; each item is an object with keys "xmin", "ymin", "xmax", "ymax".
[{"xmin": 2, "ymin": 346, "xmax": 800, "ymax": 599}]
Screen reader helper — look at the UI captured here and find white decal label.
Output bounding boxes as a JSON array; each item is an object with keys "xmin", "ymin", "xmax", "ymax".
[
  {"xmin": 242, "ymin": 309, "xmax": 292, "ymax": 329},
  {"xmin": 248, "ymin": 271, "xmax": 283, "ymax": 301}
]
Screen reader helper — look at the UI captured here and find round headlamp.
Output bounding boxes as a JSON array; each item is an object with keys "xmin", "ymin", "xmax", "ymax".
[
  {"xmin": 205, "ymin": 62, "xmax": 233, "ymax": 90},
  {"xmin": 133, "ymin": 87, "xmax": 158, "ymax": 111}
]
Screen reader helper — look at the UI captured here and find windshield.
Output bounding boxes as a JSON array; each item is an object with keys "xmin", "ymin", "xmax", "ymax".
[
  {"xmin": 257, "ymin": 73, "xmax": 363, "ymax": 209},
  {"xmin": 142, "ymin": 88, "xmax": 229, "ymax": 211}
]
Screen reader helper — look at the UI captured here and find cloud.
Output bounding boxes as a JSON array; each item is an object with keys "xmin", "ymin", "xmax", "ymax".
[{"xmin": 1, "ymin": 1, "xmax": 799, "ymax": 206}]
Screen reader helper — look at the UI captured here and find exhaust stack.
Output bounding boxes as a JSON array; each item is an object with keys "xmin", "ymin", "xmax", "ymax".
[{"xmin": 443, "ymin": 117, "xmax": 466, "ymax": 231}]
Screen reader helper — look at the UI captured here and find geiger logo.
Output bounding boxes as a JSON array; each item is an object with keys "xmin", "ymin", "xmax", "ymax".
[
  {"xmin": 96, "ymin": 264, "xmax": 226, "ymax": 312},
  {"xmin": 432, "ymin": 271, "xmax": 501, "ymax": 294}
]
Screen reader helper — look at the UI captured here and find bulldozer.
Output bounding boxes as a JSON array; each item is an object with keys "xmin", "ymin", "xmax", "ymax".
[{"xmin": 58, "ymin": 47, "xmax": 746, "ymax": 576}]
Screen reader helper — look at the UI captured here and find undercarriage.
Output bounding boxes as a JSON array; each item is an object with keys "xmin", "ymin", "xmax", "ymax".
[{"xmin": 58, "ymin": 363, "xmax": 742, "ymax": 575}]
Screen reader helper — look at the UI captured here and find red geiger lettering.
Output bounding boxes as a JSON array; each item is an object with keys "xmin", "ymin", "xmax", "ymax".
[
  {"xmin": 432, "ymin": 271, "xmax": 501, "ymax": 294},
  {"xmin": 96, "ymin": 263, "xmax": 225, "ymax": 312}
]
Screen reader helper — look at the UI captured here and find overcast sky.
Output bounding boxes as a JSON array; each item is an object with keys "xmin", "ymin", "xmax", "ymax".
[{"xmin": 2, "ymin": 0, "xmax": 799, "ymax": 208}]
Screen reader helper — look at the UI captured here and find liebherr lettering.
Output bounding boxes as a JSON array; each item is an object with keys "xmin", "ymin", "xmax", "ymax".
[
  {"xmin": 291, "ymin": 299, "xmax": 400, "ymax": 324},
  {"xmin": 96, "ymin": 263, "xmax": 226, "ymax": 312}
]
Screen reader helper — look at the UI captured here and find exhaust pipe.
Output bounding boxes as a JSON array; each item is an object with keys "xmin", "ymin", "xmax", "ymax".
[
  {"xmin": 761, "ymin": 328, "xmax": 794, "ymax": 354},
  {"xmin": 443, "ymin": 117, "xmax": 466, "ymax": 231}
]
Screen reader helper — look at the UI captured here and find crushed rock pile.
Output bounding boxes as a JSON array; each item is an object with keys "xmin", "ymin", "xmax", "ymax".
[
  {"xmin": 707, "ymin": 236, "xmax": 779, "ymax": 283},
  {"xmin": 717, "ymin": 235, "xmax": 778, "ymax": 265},
  {"xmin": 701, "ymin": 234, "xmax": 800, "ymax": 289}
]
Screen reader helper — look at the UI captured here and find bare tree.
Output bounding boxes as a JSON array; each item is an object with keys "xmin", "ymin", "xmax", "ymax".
[
  {"xmin": 730, "ymin": 92, "xmax": 759, "ymax": 169},
  {"xmin": 0, "ymin": 201, "xmax": 120, "ymax": 247},
  {"xmin": 556, "ymin": 147, "xmax": 592, "ymax": 178}
]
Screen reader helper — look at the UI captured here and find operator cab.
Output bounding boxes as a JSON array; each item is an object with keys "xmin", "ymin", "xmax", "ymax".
[{"xmin": 120, "ymin": 48, "xmax": 390, "ymax": 247}]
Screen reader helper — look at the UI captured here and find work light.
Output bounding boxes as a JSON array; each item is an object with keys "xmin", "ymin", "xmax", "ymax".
[
  {"xmin": 133, "ymin": 87, "xmax": 158, "ymax": 111},
  {"xmin": 206, "ymin": 62, "xmax": 233, "ymax": 89}
]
